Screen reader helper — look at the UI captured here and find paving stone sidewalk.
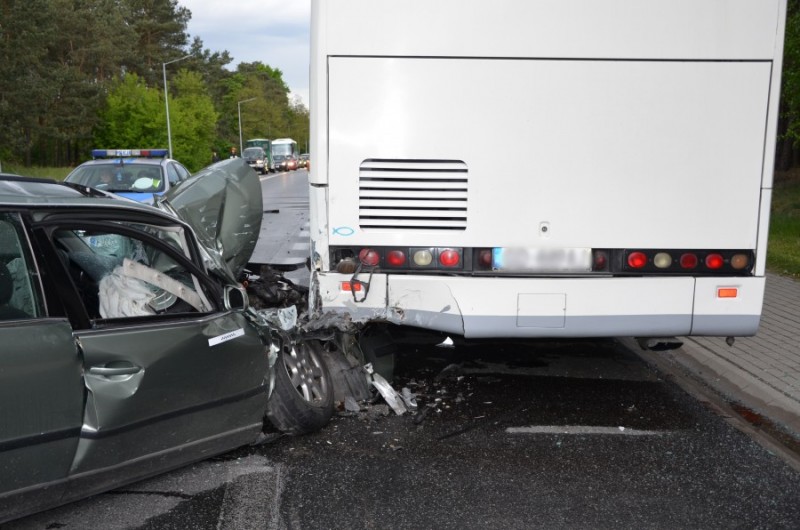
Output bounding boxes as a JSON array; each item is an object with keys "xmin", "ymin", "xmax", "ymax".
[{"xmin": 678, "ymin": 273, "xmax": 800, "ymax": 435}]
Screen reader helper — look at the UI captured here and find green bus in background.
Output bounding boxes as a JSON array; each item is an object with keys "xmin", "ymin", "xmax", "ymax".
[{"xmin": 245, "ymin": 138, "xmax": 274, "ymax": 172}]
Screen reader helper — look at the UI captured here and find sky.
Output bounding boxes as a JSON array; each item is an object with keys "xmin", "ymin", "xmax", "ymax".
[{"xmin": 179, "ymin": 0, "xmax": 311, "ymax": 107}]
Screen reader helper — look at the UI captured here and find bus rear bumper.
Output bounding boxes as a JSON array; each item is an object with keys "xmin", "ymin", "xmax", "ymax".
[{"xmin": 315, "ymin": 274, "xmax": 764, "ymax": 339}]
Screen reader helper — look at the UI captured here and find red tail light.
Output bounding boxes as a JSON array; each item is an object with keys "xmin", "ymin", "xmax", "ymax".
[
  {"xmin": 478, "ymin": 249, "xmax": 493, "ymax": 269},
  {"xmin": 358, "ymin": 248, "xmax": 380, "ymax": 267},
  {"xmin": 439, "ymin": 249, "xmax": 461, "ymax": 268},
  {"xmin": 705, "ymin": 254, "xmax": 724, "ymax": 270},
  {"xmin": 627, "ymin": 252, "xmax": 647, "ymax": 269},
  {"xmin": 680, "ymin": 253, "xmax": 698, "ymax": 269},
  {"xmin": 593, "ymin": 251, "xmax": 608, "ymax": 271},
  {"xmin": 386, "ymin": 250, "xmax": 406, "ymax": 267}
]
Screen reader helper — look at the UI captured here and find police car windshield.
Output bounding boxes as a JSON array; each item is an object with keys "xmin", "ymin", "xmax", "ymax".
[{"xmin": 67, "ymin": 163, "xmax": 164, "ymax": 193}]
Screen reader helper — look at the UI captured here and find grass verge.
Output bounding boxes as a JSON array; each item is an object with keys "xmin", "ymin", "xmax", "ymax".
[
  {"xmin": 769, "ymin": 172, "xmax": 800, "ymax": 278},
  {"xmin": 1, "ymin": 164, "xmax": 71, "ymax": 181}
]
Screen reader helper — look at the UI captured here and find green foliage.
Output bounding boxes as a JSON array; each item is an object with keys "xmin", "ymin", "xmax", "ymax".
[
  {"xmin": 782, "ymin": 0, "xmax": 800, "ymax": 146},
  {"xmin": 0, "ymin": 0, "xmax": 58, "ymax": 163},
  {"xmin": 127, "ymin": 0, "xmax": 191, "ymax": 84},
  {"xmin": 1, "ymin": 0, "xmax": 306, "ymax": 169},
  {"xmin": 170, "ymin": 70, "xmax": 219, "ymax": 171},
  {"xmin": 768, "ymin": 175, "xmax": 800, "ymax": 277},
  {"xmin": 95, "ymin": 74, "xmax": 166, "ymax": 149}
]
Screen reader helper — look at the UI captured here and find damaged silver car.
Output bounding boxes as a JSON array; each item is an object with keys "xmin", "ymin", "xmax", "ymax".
[{"xmin": 0, "ymin": 160, "xmax": 333, "ymax": 523}]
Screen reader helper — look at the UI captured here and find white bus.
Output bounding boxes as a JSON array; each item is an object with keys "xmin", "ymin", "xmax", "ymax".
[
  {"xmin": 308, "ymin": 1, "xmax": 786, "ymax": 353},
  {"xmin": 272, "ymin": 138, "xmax": 298, "ymax": 156}
]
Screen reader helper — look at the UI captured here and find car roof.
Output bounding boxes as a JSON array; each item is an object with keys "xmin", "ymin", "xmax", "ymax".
[{"xmin": 72, "ymin": 157, "xmax": 168, "ymax": 168}]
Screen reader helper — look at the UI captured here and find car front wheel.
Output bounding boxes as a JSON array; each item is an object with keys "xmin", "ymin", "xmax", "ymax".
[{"xmin": 266, "ymin": 339, "xmax": 334, "ymax": 435}]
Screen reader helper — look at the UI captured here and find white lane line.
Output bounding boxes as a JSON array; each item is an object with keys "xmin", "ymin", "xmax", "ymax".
[
  {"xmin": 506, "ymin": 426, "xmax": 665, "ymax": 436},
  {"xmin": 259, "ymin": 171, "xmax": 289, "ymax": 181}
]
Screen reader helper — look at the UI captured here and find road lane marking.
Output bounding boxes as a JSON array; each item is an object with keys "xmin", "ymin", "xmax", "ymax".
[{"xmin": 506, "ymin": 426, "xmax": 665, "ymax": 436}]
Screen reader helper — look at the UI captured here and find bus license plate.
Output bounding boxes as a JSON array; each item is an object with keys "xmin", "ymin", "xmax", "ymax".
[{"xmin": 492, "ymin": 247, "xmax": 592, "ymax": 272}]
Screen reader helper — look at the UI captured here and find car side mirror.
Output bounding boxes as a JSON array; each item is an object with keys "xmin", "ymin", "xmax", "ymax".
[{"xmin": 224, "ymin": 285, "xmax": 249, "ymax": 311}]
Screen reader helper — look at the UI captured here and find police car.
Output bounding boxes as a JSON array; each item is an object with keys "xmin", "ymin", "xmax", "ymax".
[{"xmin": 64, "ymin": 149, "xmax": 192, "ymax": 204}]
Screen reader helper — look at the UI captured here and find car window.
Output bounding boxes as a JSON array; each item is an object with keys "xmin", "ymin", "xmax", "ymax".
[
  {"xmin": 67, "ymin": 163, "xmax": 165, "ymax": 193},
  {"xmin": 166, "ymin": 163, "xmax": 181, "ymax": 186},
  {"xmin": 53, "ymin": 223, "xmax": 214, "ymax": 321},
  {"xmin": 174, "ymin": 163, "xmax": 191, "ymax": 181},
  {"xmin": 0, "ymin": 213, "xmax": 42, "ymax": 320}
]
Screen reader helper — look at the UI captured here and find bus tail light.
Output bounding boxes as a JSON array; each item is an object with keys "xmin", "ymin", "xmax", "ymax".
[
  {"xmin": 330, "ymin": 247, "xmax": 754, "ymax": 276},
  {"xmin": 593, "ymin": 251, "xmax": 608, "ymax": 271},
  {"xmin": 336, "ymin": 257, "xmax": 358, "ymax": 274},
  {"xmin": 412, "ymin": 249, "xmax": 434, "ymax": 267},
  {"xmin": 705, "ymin": 253, "xmax": 724, "ymax": 270},
  {"xmin": 653, "ymin": 252, "xmax": 672, "ymax": 269},
  {"xmin": 386, "ymin": 250, "xmax": 407, "ymax": 267},
  {"xmin": 680, "ymin": 253, "xmax": 699, "ymax": 269},
  {"xmin": 359, "ymin": 248, "xmax": 380, "ymax": 267},
  {"xmin": 439, "ymin": 248, "xmax": 461, "ymax": 268},
  {"xmin": 623, "ymin": 249, "xmax": 752, "ymax": 275},
  {"xmin": 478, "ymin": 249, "xmax": 493, "ymax": 270},
  {"xmin": 731, "ymin": 254, "xmax": 750, "ymax": 270},
  {"xmin": 627, "ymin": 252, "xmax": 647, "ymax": 269}
]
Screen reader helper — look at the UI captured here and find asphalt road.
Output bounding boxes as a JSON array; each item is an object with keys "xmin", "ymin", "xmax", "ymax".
[
  {"xmin": 9, "ymin": 170, "xmax": 800, "ymax": 529},
  {"xmin": 12, "ymin": 340, "xmax": 800, "ymax": 529},
  {"xmin": 250, "ymin": 169, "xmax": 311, "ymax": 286}
]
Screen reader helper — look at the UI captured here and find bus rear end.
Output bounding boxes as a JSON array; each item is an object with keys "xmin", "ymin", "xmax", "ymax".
[{"xmin": 309, "ymin": 0, "xmax": 786, "ymax": 340}]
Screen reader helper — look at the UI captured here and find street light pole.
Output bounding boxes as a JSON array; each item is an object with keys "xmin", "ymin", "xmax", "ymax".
[
  {"xmin": 237, "ymin": 98, "xmax": 257, "ymax": 156},
  {"xmin": 162, "ymin": 54, "xmax": 192, "ymax": 159}
]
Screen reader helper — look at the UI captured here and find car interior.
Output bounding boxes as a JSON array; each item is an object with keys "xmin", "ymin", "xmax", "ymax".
[{"xmin": 53, "ymin": 227, "xmax": 209, "ymax": 321}]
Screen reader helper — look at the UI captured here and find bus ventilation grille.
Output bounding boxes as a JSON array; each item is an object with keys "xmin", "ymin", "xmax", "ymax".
[{"xmin": 358, "ymin": 159, "xmax": 468, "ymax": 230}]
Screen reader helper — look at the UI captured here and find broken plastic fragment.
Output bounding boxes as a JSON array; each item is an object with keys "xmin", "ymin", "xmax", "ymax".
[
  {"xmin": 255, "ymin": 305, "xmax": 298, "ymax": 331},
  {"xmin": 401, "ymin": 387, "xmax": 418, "ymax": 411},
  {"xmin": 370, "ymin": 372, "xmax": 407, "ymax": 415},
  {"xmin": 437, "ymin": 336, "xmax": 454, "ymax": 348},
  {"xmin": 277, "ymin": 305, "xmax": 298, "ymax": 330}
]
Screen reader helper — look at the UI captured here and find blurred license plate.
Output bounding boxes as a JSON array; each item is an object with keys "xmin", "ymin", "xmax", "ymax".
[{"xmin": 492, "ymin": 247, "xmax": 592, "ymax": 272}]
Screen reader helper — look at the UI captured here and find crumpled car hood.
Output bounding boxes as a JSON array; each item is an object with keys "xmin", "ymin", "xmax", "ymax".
[{"xmin": 159, "ymin": 158, "xmax": 262, "ymax": 278}]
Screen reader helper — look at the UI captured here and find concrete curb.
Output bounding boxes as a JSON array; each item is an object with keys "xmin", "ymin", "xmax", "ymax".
[{"xmin": 670, "ymin": 337, "xmax": 800, "ymax": 437}]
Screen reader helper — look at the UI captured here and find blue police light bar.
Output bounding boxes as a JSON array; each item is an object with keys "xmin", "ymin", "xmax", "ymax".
[{"xmin": 91, "ymin": 149, "xmax": 168, "ymax": 159}]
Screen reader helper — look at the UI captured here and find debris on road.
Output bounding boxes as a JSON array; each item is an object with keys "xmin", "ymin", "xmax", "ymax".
[
  {"xmin": 366, "ymin": 364, "xmax": 408, "ymax": 415},
  {"xmin": 401, "ymin": 387, "xmax": 418, "ymax": 411}
]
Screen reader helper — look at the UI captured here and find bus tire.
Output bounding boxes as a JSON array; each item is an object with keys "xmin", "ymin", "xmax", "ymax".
[{"xmin": 266, "ymin": 339, "xmax": 334, "ymax": 435}]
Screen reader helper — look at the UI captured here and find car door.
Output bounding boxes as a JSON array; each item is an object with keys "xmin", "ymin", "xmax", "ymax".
[
  {"xmin": 0, "ymin": 213, "xmax": 84, "ymax": 521},
  {"xmin": 36, "ymin": 215, "xmax": 270, "ymax": 494}
]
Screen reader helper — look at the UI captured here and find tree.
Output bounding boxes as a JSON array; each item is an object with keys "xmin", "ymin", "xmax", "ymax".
[
  {"xmin": 1, "ymin": 0, "xmax": 308, "ymax": 169},
  {"xmin": 127, "ymin": 0, "xmax": 191, "ymax": 85},
  {"xmin": 39, "ymin": 0, "xmax": 138, "ymax": 165},
  {"xmin": 287, "ymin": 96, "xmax": 310, "ymax": 153},
  {"xmin": 0, "ymin": 0, "xmax": 58, "ymax": 164},
  {"xmin": 94, "ymin": 73, "xmax": 166, "ymax": 149},
  {"xmin": 778, "ymin": 0, "xmax": 800, "ymax": 170},
  {"xmin": 170, "ymin": 69, "xmax": 218, "ymax": 171}
]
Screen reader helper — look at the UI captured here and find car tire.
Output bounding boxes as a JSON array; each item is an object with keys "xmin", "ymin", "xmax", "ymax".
[{"xmin": 266, "ymin": 339, "xmax": 334, "ymax": 435}]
